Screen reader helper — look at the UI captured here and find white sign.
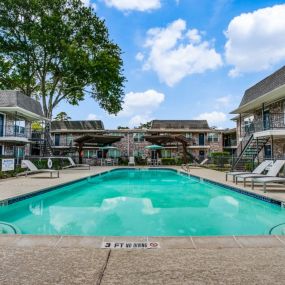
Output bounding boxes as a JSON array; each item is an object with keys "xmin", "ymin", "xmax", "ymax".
[
  {"xmin": 1, "ymin": 159, "xmax": 15, "ymax": 172},
  {"xmin": 101, "ymin": 241, "xmax": 160, "ymax": 249}
]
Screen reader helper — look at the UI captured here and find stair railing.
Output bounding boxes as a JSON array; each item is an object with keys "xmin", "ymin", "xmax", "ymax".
[{"xmin": 232, "ymin": 133, "xmax": 254, "ymax": 170}]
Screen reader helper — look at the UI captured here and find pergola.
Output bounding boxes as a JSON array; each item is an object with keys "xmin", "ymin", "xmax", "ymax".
[
  {"xmin": 74, "ymin": 135, "xmax": 123, "ymax": 163},
  {"xmin": 144, "ymin": 135, "xmax": 197, "ymax": 163}
]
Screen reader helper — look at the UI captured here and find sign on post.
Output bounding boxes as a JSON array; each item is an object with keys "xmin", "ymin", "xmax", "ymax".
[{"xmin": 1, "ymin": 159, "xmax": 15, "ymax": 172}]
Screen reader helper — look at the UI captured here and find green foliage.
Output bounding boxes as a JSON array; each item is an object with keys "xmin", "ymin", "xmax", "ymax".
[
  {"xmin": 54, "ymin": 112, "xmax": 71, "ymax": 121},
  {"xmin": 0, "ymin": 166, "xmax": 24, "ymax": 179},
  {"xmin": 135, "ymin": 157, "xmax": 146, "ymax": 166},
  {"xmin": 31, "ymin": 121, "xmax": 43, "ymax": 131},
  {"xmin": 0, "ymin": 0, "xmax": 125, "ymax": 118},
  {"xmin": 210, "ymin": 152, "xmax": 230, "ymax": 157},
  {"xmin": 118, "ymin": 157, "xmax": 128, "ymax": 166},
  {"xmin": 136, "ymin": 121, "xmax": 152, "ymax": 129},
  {"xmin": 210, "ymin": 152, "xmax": 231, "ymax": 167},
  {"xmin": 32, "ymin": 158, "xmax": 70, "ymax": 170},
  {"xmin": 117, "ymin": 126, "xmax": 129, "ymax": 129},
  {"xmin": 161, "ymin": 158, "xmax": 175, "ymax": 165}
]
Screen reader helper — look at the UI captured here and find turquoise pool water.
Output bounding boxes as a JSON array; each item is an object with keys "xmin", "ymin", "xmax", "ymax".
[{"xmin": 1, "ymin": 169, "xmax": 285, "ymax": 236}]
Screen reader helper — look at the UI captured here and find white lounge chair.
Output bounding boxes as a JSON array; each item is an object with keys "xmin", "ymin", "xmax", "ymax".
[
  {"xmin": 235, "ymin": 160, "xmax": 285, "ymax": 187},
  {"xmin": 128, "ymin": 157, "xmax": 135, "ymax": 166},
  {"xmin": 20, "ymin": 160, "xmax": 59, "ymax": 178},
  {"xmin": 182, "ymin": 158, "xmax": 209, "ymax": 171},
  {"xmin": 225, "ymin": 160, "xmax": 273, "ymax": 182},
  {"xmin": 63, "ymin": 157, "xmax": 90, "ymax": 170},
  {"xmin": 251, "ymin": 176, "xmax": 285, "ymax": 192}
]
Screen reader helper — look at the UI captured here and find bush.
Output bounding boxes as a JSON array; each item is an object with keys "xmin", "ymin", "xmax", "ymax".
[
  {"xmin": 161, "ymin": 158, "xmax": 176, "ymax": 165},
  {"xmin": 118, "ymin": 157, "xmax": 129, "ymax": 166},
  {"xmin": 135, "ymin": 157, "xmax": 146, "ymax": 166},
  {"xmin": 0, "ymin": 166, "xmax": 25, "ymax": 179},
  {"xmin": 210, "ymin": 152, "xmax": 231, "ymax": 167}
]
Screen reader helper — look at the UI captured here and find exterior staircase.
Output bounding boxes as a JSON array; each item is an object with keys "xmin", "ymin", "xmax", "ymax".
[
  {"xmin": 232, "ymin": 134, "xmax": 270, "ymax": 170},
  {"xmin": 42, "ymin": 124, "xmax": 54, "ymax": 157}
]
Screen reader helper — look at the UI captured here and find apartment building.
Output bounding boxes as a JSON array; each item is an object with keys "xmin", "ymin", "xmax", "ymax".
[
  {"xmin": 0, "ymin": 91, "xmax": 46, "ymax": 160},
  {"xmin": 231, "ymin": 65, "xmax": 285, "ymax": 168},
  {"xmin": 50, "ymin": 119, "xmax": 234, "ymax": 162}
]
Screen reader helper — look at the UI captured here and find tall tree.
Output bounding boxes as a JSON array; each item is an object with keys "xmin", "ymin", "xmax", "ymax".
[
  {"xmin": 0, "ymin": 0, "xmax": 125, "ymax": 119},
  {"xmin": 54, "ymin": 111, "xmax": 71, "ymax": 121}
]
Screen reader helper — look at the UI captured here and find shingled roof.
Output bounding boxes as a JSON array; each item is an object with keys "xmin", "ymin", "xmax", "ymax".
[
  {"xmin": 239, "ymin": 65, "xmax": 285, "ymax": 107},
  {"xmin": 51, "ymin": 120, "xmax": 104, "ymax": 131},
  {"xmin": 151, "ymin": 120, "xmax": 209, "ymax": 129},
  {"xmin": 0, "ymin": 90, "xmax": 44, "ymax": 118}
]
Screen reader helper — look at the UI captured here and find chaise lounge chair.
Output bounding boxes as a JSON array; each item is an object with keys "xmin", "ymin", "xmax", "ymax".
[
  {"xmin": 235, "ymin": 160, "xmax": 285, "ymax": 187},
  {"xmin": 225, "ymin": 160, "xmax": 273, "ymax": 182},
  {"xmin": 128, "ymin": 157, "xmax": 135, "ymax": 166},
  {"xmin": 20, "ymin": 160, "xmax": 59, "ymax": 178},
  {"xmin": 63, "ymin": 157, "xmax": 90, "ymax": 170},
  {"xmin": 182, "ymin": 158, "xmax": 209, "ymax": 171},
  {"xmin": 251, "ymin": 176, "xmax": 285, "ymax": 192}
]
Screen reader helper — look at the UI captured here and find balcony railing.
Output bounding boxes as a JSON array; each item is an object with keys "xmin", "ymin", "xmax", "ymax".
[
  {"xmin": 243, "ymin": 113, "xmax": 285, "ymax": 134},
  {"xmin": 0, "ymin": 124, "xmax": 31, "ymax": 139},
  {"xmin": 223, "ymin": 139, "xmax": 237, "ymax": 147}
]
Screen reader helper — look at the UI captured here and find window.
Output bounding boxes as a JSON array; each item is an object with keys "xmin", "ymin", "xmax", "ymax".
[
  {"xmin": 208, "ymin": 133, "xmax": 219, "ymax": 142},
  {"xmin": 108, "ymin": 149, "xmax": 121, "ymax": 158},
  {"xmin": 133, "ymin": 133, "xmax": 145, "ymax": 143},
  {"xmin": 66, "ymin": 134, "xmax": 73, "ymax": 145},
  {"xmin": 15, "ymin": 120, "xmax": 26, "ymax": 136},
  {"xmin": 244, "ymin": 115, "xmax": 254, "ymax": 133},
  {"xmin": 185, "ymin": 133, "xmax": 192, "ymax": 139},
  {"xmin": 161, "ymin": 149, "xmax": 171, "ymax": 158}
]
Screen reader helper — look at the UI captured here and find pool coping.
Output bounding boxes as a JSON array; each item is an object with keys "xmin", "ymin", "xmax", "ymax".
[
  {"xmin": 1, "ymin": 234, "xmax": 285, "ymax": 250},
  {"xmin": 0, "ymin": 166, "xmax": 284, "ymax": 207}
]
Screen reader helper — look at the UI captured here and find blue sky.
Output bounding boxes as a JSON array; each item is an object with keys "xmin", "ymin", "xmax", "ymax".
[{"xmin": 58, "ymin": 0, "xmax": 285, "ymax": 129}]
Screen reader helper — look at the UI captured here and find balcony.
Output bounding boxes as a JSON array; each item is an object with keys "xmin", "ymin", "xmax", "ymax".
[
  {"xmin": 242, "ymin": 113, "xmax": 285, "ymax": 138},
  {"xmin": 0, "ymin": 124, "xmax": 32, "ymax": 143},
  {"xmin": 223, "ymin": 139, "xmax": 237, "ymax": 148}
]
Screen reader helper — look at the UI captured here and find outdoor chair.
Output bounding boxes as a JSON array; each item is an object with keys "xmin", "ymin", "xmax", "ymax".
[
  {"xmin": 63, "ymin": 157, "xmax": 90, "ymax": 170},
  {"xmin": 19, "ymin": 160, "xmax": 59, "ymax": 178},
  {"xmin": 225, "ymin": 160, "xmax": 273, "ymax": 182},
  {"xmin": 128, "ymin": 157, "xmax": 135, "ymax": 166},
  {"xmin": 235, "ymin": 160, "xmax": 285, "ymax": 187}
]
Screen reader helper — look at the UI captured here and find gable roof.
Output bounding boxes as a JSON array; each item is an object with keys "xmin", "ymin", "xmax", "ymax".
[
  {"xmin": 239, "ymin": 65, "xmax": 285, "ymax": 107},
  {"xmin": 0, "ymin": 90, "xmax": 45, "ymax": 119},
  {"xmin": 51, "ymin": 120, "xmax": 104, "ymax": 131},
  {"xmin": 151, "ymin": 120, "xmax": 209, "ymax": 129}
]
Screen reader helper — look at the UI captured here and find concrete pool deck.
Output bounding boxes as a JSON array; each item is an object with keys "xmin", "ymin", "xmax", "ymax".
[
  {"xmin": 1, "ymin": 235, "xmax": 285, "ymax": 284},
  {"xmin": 1, "ymin": 166, "xmax": 285, "ymax": 284}
]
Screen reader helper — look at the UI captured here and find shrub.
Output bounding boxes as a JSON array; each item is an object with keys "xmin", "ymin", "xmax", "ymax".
[
  {"xmin": 210, "ymin": 152, "xmax": 231, "ymax": 167},
  {"xmin": 161, "ymin": 158, "xmax": 176, "ymax": 165}
]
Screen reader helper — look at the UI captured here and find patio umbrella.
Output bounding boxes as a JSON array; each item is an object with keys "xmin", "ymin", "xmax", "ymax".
[{"xmin": 145, "ymin": 144, "xmax": 163, "ymax": 150}]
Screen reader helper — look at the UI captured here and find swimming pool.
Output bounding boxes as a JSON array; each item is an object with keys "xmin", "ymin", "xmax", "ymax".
[{"xmin": 1, "ymin": 168, "xmax": 285, "ymax": 236}]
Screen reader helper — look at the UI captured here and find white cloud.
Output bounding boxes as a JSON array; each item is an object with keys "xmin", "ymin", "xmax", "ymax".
[
  {"xmin": 215, "ymin": 96, "xmax": 231, "ymax": 107},
  {"xmin": 225, "ymin": 4, "xmax": 285, "ymax": 77},
  {"xmin": 135, "ymin": 52, "xmax": 144, "ymax": 61},
  {"xmin": 103, "ymin": 0, "xmax": 161, "ymax": 12},
  {"xmin": 195, "ymin": 111, "xmax": 227, "ymax": 126},
  {"xmin": 118, "ymin": 89, "xmax": 165, "ymax": 127},
  {"xmin": 140, "ymin": 19, "xmax": 222, "ymax": 86},
  {"xmin": 87, "ymin": 113, "xmax": 98, "ymax": 120}
]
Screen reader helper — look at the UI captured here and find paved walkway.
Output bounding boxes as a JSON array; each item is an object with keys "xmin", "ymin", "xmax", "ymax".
[{"xmin": 1, "ymin": 235, "xmax": 285, "ymax": 284}]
